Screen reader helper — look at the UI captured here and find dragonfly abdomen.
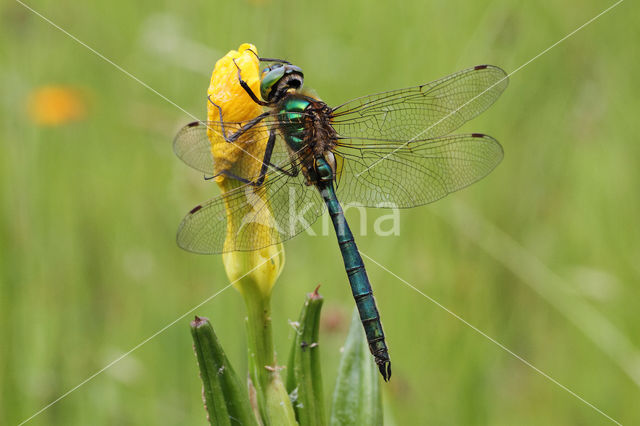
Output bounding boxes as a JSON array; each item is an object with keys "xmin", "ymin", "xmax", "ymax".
[{"xmin": 318, "ymin": 179, "xmax": 391, "ymax": 381}]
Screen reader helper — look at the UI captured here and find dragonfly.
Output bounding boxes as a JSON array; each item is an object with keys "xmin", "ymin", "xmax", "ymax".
[{"xmin": 174, "ymin": 56, "xmax": 508, "ymax": 381}]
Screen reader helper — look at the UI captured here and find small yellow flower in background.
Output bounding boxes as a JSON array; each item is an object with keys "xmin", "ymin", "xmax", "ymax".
[
  {"xmin": 27, "ymin": 85, "xmax": 88, "ymax": 126},
  {"xmin": 207, "ymin": 43, "xmax": 284, "ymax": 300}
]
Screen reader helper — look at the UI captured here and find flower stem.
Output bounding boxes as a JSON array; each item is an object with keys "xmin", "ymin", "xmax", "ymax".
[
  {"xmin": 244, "ymin": 290, "xmax": 276, "ymax": 394},
  {"xmin": 244, "ymin": 290, "xmax": 296, "ymax": 425}
]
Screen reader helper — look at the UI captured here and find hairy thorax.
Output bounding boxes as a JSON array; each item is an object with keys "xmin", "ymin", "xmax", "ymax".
[{"xmin": 277, "ymin": 94, "xmax": 338, "ymax": 185}]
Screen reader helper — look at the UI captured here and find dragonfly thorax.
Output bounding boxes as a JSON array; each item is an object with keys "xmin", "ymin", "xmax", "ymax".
[
  {"xmin": 278, "ymin": 95, "xmax": 337, "ymax": 153},
  {"xmin": 278, "ymin": 97, "xmax": 311, "ymax": 151},
  {"xmin": 276, "ymin": 94, "xmax": 338, "ymax": 185}
]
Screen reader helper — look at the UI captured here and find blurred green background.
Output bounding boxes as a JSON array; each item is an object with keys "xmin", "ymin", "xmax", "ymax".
[{"xmin": 2, "ymin": 0, "xmax": 639, "ymax": 424}]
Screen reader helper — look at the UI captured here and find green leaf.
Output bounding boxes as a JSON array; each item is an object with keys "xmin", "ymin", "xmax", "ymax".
[
  {"xmin": 190, "ymin": 316, "xmax": 258, "ymax": 426},
  {"xmin": 330, "ymin": 310, "xmax": 383, "ymax": 426},
  {"xmin": 286, "ymin": 287, "xmax": 326, "ymax": 426}
]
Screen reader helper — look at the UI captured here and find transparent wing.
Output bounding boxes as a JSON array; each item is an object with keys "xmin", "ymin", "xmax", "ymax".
[
  {"xmin": 330, "ymin": 65, "xmax": 508, "ymax": 142},
  {"xmin": 173, "ymin": 119, "xmax": 292, "ymax": 180},
  {"xmin": 333, "ymin": 133, "xmax": 503, "ymax": 208},
  {"xmin": 173, "ymin": 121, "xmax": 217, "ymax": 174},
  {"xmin": 176, "ymin": 155, "xmax": 325, "ymax": 254}
]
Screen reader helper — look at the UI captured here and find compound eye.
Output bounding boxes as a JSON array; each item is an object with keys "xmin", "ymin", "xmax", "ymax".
[
  {"xmin": 260, "ymin": 66, "xmax": 286, "ymax": 102},
  {"xmin": 260, "ymin": 63, "xmax": 283, "ymax": 78}
]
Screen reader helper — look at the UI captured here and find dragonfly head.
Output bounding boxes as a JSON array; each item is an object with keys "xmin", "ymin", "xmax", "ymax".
[{"xmin": 260, "ymin": 63, "xmax": 304, "ymax": 103}]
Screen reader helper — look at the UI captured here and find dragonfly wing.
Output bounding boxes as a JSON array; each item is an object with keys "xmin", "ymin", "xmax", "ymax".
[
  {"xmin": 173, "ymin": 119, "xmax": 293, "ymax": 180},
  {"xmin": 330, "ymin": 65, "xmax": 508, "ymax": 142},
  {"xmin": 176, "ymin": 158, "xmax": 325, "ymax": 254},
  {"xmin": 333, "ymin": 133, "xmax": 503, "ymax": 208},
  {"xmin": 173, "ymin": 121, "xmax": 216, "ymax": 174}
]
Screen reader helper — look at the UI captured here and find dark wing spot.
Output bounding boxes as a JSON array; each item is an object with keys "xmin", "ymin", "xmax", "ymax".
[
  {"xmin": 187, "ymin": 121, "xmax": 200, "ymax": 127},
  {"xmin": 471, "ymin": 133, "xmax": 485, "ymax": 138},
  {"xmin": 474, "ymin": 65, "xmax": 488, "ymax": 70},
  {"xmin": 189, "ymin": 205, "xmax": 203, "ymax": 214}
]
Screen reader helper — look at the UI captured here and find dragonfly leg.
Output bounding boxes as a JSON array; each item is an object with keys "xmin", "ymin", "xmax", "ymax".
[
  {"xmin": 228, "ymin": 112, "xmax": 271, "ymax": 143},
  {"xmin": 207, "ymin": 95, "xmax": 270, "ymax": 143},
  {"xmin": 270, "ymin": 162, "xmax": 299, "ymax": 177},
  {"xmin": 233, "ymin": 58, "xmax": 270, "ymax": 107},
  {"xmin": 215, "ymin": 170, "xmax": 254, "ymax": 185},
  {"xmin": 213, "ymin": 129, "xmax": 293, "ymax": 187},
  {"xmin": 254, "ymin": 130, "xmax": 300, "ymax": 185},
  {"xmin": 254, "ymin": 130, "xmax": 302, "ymax": 185},
  {"xmin": 215, "ymin": 165, "xmax": 292, "ymax": 187},
  {"xmin": 206, "ymin": 96, "xmax": 233, "ymax": 141},
  {"xmin": 245, "ymin": 47, "xmax": 292, "ymax": 65},
  {"xmin": 257, "ymin": 56, "xmax": 291, "ymax": 64},
  {"xmin": 252, "ymin": 130, "xmax": 276, "ymax": 186}
]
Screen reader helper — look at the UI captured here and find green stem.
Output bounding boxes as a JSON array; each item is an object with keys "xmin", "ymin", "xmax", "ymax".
[
  {"xmin": 244, "ymin": 291, "xmax": 276, "ymax": 402},
  {"xmin": 244, "ymin": 291, "xmax": 296, "ymax": 425}
]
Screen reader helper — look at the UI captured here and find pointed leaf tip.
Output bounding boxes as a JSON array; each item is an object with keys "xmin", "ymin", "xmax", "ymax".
[
  {"xmin": 287, "ymin": 289, "xmax": 326, "ymax": 425},
  {"xmin": 190, "ymin": 317, "xmax": 258, "ymax": 425}
]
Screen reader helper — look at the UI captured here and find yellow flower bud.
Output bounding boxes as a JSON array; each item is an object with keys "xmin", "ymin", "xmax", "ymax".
[{"xmin": 207, "ymin": 43, "xmax": 284, "ymax": 298}]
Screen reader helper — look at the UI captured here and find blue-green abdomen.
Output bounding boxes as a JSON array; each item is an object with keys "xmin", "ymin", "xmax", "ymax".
[{"xmin": 316, "ymin": 169, "xmax": 392, "ymax": 381}]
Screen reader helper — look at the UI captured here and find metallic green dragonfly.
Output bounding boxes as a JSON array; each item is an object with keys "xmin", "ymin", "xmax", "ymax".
[{"xmin": 174, "ymin": 57, "xmax": 508, "ymax": 381}]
